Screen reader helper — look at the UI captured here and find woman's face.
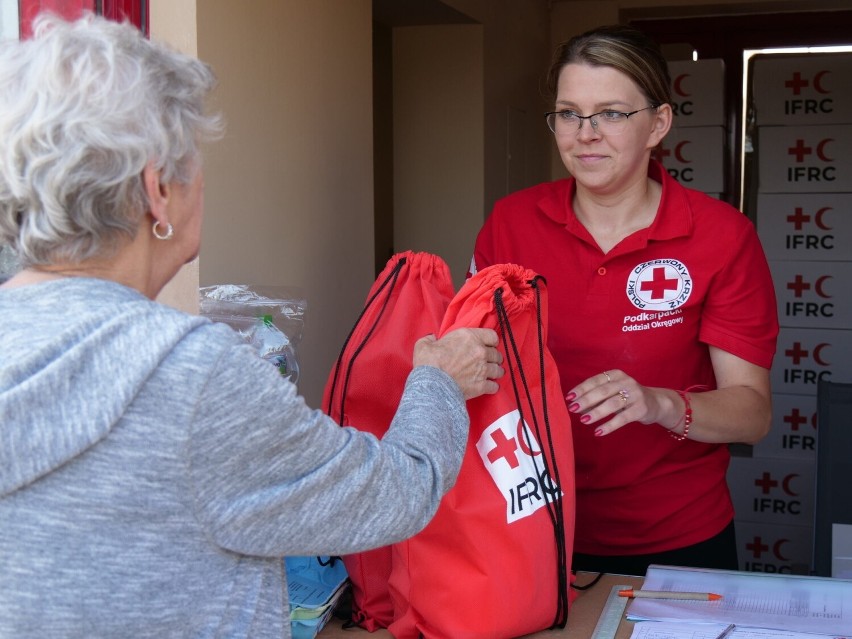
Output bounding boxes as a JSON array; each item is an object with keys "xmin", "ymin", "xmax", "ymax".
[{"xmin": 553, "ymin": 62, "xmax": 668, "ymax": 196}]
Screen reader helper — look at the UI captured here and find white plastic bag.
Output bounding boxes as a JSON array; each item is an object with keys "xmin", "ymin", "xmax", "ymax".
[{"xmin": 199, "ymin": 284, "xmax": 307, "ymax": 384}]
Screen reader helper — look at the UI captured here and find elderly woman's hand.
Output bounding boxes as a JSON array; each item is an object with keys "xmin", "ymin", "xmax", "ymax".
[{"xmin": 413, "ymin": 328, "xmax": 504, "ymax": 400}]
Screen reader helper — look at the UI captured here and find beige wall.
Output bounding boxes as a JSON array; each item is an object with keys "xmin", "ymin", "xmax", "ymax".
[
  {"xmin": 196, "ymin": 0, "xmax": 375, "ymax": 407},
  {"xmin": 150, "ymin": 0, "xmax": 200, "ymax": 315},
  {"xmin": 474, "ymin": 0, "xmax": 553, "ymax": 231},
  {"xmin": 389, "ymin": 1, "xmax": 553, "ymax": 287},
  {"xmin": 392, "ymin": 24, "xmax": 484, "ymax": 288}
]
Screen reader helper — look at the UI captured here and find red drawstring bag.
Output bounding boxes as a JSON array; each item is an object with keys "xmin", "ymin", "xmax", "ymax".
[
  {"xmin": 322, "ymin": 251, "xmax": 455, "ymax": 631},
  {"xmin": 388, "ymin": 263, "xmax": 576, "ymax": 639}
]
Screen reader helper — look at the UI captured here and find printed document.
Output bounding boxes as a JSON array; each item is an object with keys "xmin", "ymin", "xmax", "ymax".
[
  {"xmin": 630, "ymin": 621, "xmax": 852, "ymax": 639},
  {"xmin": 626, "ymin": 565, "xmax": 852, "ymax": 636}
]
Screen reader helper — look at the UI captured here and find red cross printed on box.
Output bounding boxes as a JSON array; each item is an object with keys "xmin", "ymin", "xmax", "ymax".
[
  {"xmin": 785, "ymin": 72, "xmax": 809, "ymax": 95},
  {"xmin": 786, "ymin": 275, "xmax": 810, "ymax": 298},
  {"xmin": 784, "ymin": 408, "xmax": 810, "ymax": 432},
  {"xmin": 746, "ymin": 536, "xmax": 770, "ymax": 558},
  {"xmin": 754, "ymin": 471, "xmax": 779, "ymax": 494},
  {"xmin": 785, "ymin": 342, "xmax": 809, "ymax": 365},
  {"xmin": 786, "ymin": 208, "xmax": 811, "ymax": 230},
  {"xmin": 788, "ymin": 140, "xmax": 812, "ymax": 163}
]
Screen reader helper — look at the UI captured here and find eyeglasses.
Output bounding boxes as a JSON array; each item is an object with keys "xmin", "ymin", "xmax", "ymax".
[{"xmin": 544, "ymin": 105, "xmax": 658, "ymax": 135}]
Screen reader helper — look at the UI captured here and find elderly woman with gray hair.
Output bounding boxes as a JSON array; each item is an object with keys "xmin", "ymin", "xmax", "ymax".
[{"xmin": 0, "ymin": 14, "xmax": 503, "ymax": 638}]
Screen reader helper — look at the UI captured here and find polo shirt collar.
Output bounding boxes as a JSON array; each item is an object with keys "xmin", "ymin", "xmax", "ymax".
[{"xmin": 537, "ymin": 160, "xmax": 694, "ymax": 245}]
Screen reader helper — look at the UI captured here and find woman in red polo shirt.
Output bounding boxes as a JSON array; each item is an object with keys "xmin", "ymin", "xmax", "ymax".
[{"xmin": 469, "ymin": 24, "xmax": 779, "ymax": 576}]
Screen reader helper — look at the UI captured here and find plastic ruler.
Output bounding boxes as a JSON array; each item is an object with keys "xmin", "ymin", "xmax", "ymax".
[{"xmin": 590, "ymin": 584, "xmax": 631, "ymax": 639}]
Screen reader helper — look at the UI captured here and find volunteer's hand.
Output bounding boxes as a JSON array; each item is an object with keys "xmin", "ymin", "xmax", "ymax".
[
  {"xmin": 413, "ymin": 328, "xmax": 504, "ymax": 400},
  {"xmin": 565, "ymin": 369, "xmax": 676, "ymax": 437}
]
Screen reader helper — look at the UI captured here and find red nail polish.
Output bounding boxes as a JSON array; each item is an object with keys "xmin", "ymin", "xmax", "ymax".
[
  {"xmin": 580, "ymin": 414, "xmax": 591, "ymax": 424},
  {"xmin": 594, "ymin": 428, "xmax": 604, "ymax": 437},
  {"xmin": 565, "ymin": 392, "xmax": 576, "ymax": 402},
  {"xmin": 568, "ymin": 402, "xmax": 580, "ymax": 413}
]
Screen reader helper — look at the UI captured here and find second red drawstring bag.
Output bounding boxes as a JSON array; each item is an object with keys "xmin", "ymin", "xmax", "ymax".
[{"xmin": 322, "ymin": 251, "xmax": 455, "ymax": 631}]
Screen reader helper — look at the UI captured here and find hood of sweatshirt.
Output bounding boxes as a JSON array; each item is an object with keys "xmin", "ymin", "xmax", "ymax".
[{"xmin": 0, "ymin": 277, "xmax": 207, "ymax": 497}]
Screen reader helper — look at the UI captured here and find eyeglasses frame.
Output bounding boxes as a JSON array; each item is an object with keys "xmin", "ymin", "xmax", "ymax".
[{"xmin": 544, "ymin": 105, "xmax": 660, "ymax": 134}]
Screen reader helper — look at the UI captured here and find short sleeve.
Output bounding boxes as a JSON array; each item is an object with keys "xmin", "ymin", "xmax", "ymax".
[{"xmin": 699, "ymin": 221, "xmax": 779, "ymax": 369}]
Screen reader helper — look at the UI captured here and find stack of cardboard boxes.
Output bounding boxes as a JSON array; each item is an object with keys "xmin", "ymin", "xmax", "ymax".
[
  {"xmin": 656, "ymin": 59, "xmax": 727, "ymax": 198},
  {"xmin": 728, "ymin": 53, "xmax": 852, "ymax": 575}
]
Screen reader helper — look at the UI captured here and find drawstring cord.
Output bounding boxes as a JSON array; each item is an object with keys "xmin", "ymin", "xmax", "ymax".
[
  {"xmin": 494, "ymin": 277, "xmax": 568, "ymax": 629},
  {"xmin": 325, "ymin": 256, "xmax": 407, "ymax": 421},
  {"xmin": 530, "ymin": 276, "xmax": 568, "ymax": 628},
  {"xmin": 324, "ymin": 258, "xmax": 409, "ymax": 628}
]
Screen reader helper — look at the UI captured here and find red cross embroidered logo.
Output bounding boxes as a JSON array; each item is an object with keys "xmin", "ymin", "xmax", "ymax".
[
  {"xmin": 476, "ymin": 409, "xmax": 562, "ymax": 523},
  {"xmin": 626, "ymin": 258, "xmax": 692, "ymax": 311}
]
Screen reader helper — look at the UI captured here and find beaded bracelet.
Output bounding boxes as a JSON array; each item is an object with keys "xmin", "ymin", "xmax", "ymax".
[{"xmin": 671, "ymin": 389, "xmax": 693, "ymax": 441}]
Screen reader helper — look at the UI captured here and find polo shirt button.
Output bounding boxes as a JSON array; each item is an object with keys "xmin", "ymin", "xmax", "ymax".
[{"xmin": 597, "ymin": 267, "xmax": 607, "ymax": 275}]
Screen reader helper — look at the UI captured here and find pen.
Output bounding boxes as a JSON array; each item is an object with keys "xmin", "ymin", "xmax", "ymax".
[
  {"xmin": 617, "ymin": 589, "xmax": 723, "ymax": 601},
  {"xmin": 715, "ymin": 623, "xmax": 736, "ymax": 639}
]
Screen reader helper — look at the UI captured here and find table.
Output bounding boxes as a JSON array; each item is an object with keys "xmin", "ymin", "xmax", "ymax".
[{"xmin": 317, "ymin": 572, "xmax": 643, "ymax": 638}]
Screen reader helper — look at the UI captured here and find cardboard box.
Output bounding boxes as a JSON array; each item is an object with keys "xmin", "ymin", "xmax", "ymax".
[
  {"xmin": 735, "ymin": 520, "xmax": 813, "ymax": 574},
  {"xmin": 728, "ymin": 456, "xmax": 814, "ymax": 527},
  {"xmin": 771, "ymin": 327, "xmax": 852, "ymax": 396},
  {"xmin": 770, "ymin": 260, "xmax": 852, "ymax": 329},
  {"xmin": 753, "ymin": 393, "xmax": 818, "ymax": 461},
  {"xmin": 752, "ymin": 53, "xmax": 852, "ymax": 125},
  {"xmin": 656, "ymin": 125, "xmax": 725, "ymax": 193},
  {"xmin": 669, "ymin": 59, "xmax": 726, "ymax": 127},
  {"xmin": 756, "ymin": 124, "xmax": 852, "ymax": 193},
  {"xmin": 757, "ymin": 193, "xmax": 852, "ymax": 261}
]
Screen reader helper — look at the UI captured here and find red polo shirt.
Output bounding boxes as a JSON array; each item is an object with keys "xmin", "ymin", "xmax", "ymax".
[{"xmin": 470, "ymin": 161, "xmax": 778, "ymax": 555}]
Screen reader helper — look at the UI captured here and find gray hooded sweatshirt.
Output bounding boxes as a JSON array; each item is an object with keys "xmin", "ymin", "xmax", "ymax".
[{"xmin": 0, "ymin": 277, "xmax": 468, "ymax": 638}]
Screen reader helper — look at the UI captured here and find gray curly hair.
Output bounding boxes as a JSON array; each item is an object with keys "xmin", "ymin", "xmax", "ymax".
[{"xmin": 0, "ymin": 12, "xmax": 223, "ymax": 267}]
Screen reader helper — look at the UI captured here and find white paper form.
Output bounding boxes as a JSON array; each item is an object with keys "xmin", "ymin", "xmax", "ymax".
[
  {"xmin": 626, "ymin": 565, "xmax": 852, "ymax": 636},
  {"xmin": 630, "ymin": 621, "xmax": 852, "ymax": 639}
]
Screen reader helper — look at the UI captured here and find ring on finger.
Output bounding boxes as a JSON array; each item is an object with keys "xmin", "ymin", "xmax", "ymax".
[
  {"xmin": 603, "ymin": 371, "xmax": 612, "ymax": 383},
  {"xmin": 618, "ymin": 389, "xmax": 629, "ymax": 404}
]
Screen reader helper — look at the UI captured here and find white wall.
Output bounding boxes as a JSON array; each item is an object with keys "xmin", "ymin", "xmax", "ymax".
[{"xmin": 196, "ymin": 1, "xmax": 375, "ymax": 407}]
